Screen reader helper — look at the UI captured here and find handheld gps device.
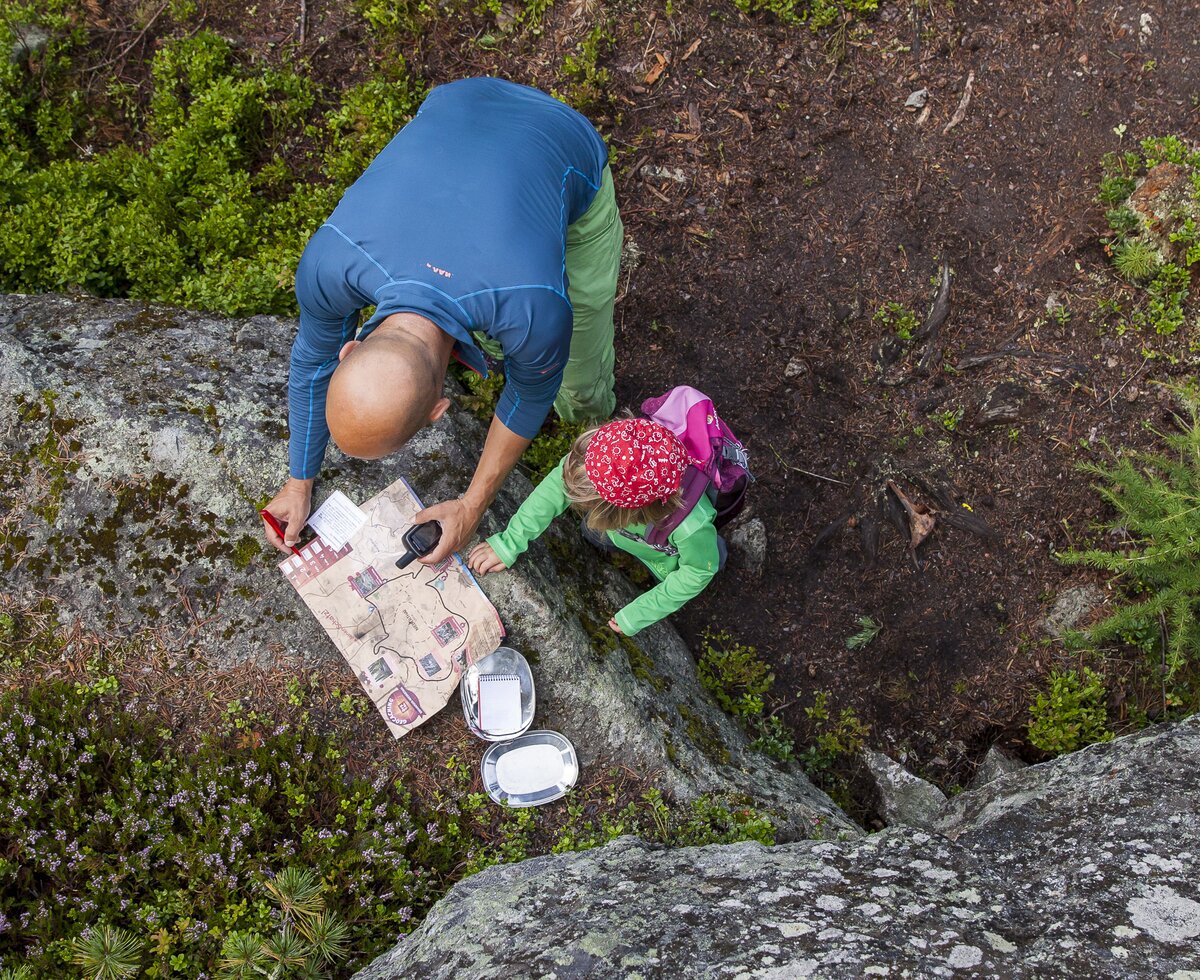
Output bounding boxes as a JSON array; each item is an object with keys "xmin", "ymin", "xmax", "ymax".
[{"xmin": 395, "ymin": 521, "xmax": 443, "ymax": 569}]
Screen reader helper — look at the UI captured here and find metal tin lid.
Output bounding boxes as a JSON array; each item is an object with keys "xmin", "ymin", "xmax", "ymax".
[
  {"xmin": 481, "ymin": 731, "xmax": 578, "ymax": 808},
  {"xmin": 460, "ymin": 646, "xmax": 535, "ymax": 741}
]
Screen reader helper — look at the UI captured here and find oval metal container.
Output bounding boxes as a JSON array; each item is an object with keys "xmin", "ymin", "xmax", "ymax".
[
  {"xmin": 480, "ymin": 730, "xmax": 579, "ymax": 808},
  {"xmin": 460, "ymin": 646, "xmax": 535, "ymax": 741}
]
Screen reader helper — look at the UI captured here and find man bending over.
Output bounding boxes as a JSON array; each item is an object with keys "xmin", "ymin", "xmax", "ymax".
[{"xmin": 262, "ymin": 77, "xmax": 623, "ymax": 563}]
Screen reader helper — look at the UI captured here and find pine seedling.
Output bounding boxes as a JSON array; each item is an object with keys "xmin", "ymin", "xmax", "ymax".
[
  {"xmin": 846, "ymin": 615, "xmax": 882, "ymax": 650},
  {"xmin": 216, "ymin": 932, "xmax": 270, "ymax": 980},
  {"xmin": 1114, "ymin": 239, "xmax": 1161, "ymax": 282},
  {"xmin": 297, "ymin": 910, "xmax": 351, "ymax": 965},
  {"xmin": 261, "ymin": 925, "xmax": 311, "ymax": 972},
  {"xmin": 1061, "ymin": 388, "xmax": 1200, "ymax": 678},
  {"xmin": 265, "ymin": 867, "xmax": 325, "ymax": 923},
  {"xmin": 70, "ymin": 925, "xmax": 143, "ymax": 980}
]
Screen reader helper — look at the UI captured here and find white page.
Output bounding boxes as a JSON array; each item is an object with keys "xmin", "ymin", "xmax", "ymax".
[
  {"xmin": 478, "ymin": 674, "xmax": 522, "ymax": 734},
  {"xmin": 306, "ymin": 490, "xmax": 368, "ymax": 551}
]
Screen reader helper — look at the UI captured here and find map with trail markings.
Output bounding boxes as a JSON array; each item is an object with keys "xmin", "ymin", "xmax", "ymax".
[{"xmin": 279, "ymin": 477, "xmax": 504, "ymax": 738}]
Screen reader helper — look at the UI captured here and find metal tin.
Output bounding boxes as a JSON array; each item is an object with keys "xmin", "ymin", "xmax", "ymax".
[
  {"xmin": 480, "ymin": 731, "xmax": 579, "ymax": 808},
  {"xmin": 459, "ymin": 646, "xmax": 535, "ymax": 741}
]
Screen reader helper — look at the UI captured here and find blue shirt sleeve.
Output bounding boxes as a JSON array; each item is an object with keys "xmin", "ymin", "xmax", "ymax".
[
  {"xmin": 288, "ymin": 235, "xmax": 363, "ymax": 479},
  {"xmin": 287, "ymin": 309, "xmax": 356, "ymax": 480}
]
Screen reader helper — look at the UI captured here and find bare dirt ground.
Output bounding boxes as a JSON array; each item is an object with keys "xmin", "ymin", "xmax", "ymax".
[{"xmin": 66, "ymin": 0, "xmax": 1200, "ymax": 797}]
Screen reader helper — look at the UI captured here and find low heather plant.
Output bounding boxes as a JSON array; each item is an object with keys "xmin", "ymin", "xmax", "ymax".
[{"xmin": 0, "ymin": 679, "xmax": 434, "ymax": 976}]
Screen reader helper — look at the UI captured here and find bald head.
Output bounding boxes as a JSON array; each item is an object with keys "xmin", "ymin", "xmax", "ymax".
[{"xmin": 326, "ymin": 329, "xmax": 449, "ymax": 459}]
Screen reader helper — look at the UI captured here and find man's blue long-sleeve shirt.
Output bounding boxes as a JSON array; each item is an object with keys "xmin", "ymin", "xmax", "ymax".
[{"xmin": 287, "ymin": 77, "xmax": 609, "ymax": 479}]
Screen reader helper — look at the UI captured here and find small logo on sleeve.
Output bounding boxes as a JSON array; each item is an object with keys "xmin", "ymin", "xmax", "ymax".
[{"xmin": 425, "ymin": 262, "xmax": 453, "ymax": 279}]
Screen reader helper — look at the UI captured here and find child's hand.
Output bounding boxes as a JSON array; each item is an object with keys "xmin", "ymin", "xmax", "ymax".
[
  {"xmin": 608, "ymin": 618, "xmax": 622, "ymax": 634},
  {"xmin": 468, "ymin": 542, "xmax": 507, "ymax": 575}
]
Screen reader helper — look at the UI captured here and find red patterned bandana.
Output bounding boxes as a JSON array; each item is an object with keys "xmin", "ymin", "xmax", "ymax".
[{"xmin": 584, "ymin": 418, "xmax": 693, "ymax": 509}]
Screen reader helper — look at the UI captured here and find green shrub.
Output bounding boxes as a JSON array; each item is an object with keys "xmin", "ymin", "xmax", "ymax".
[
  {"xmin": 800, "ymin": 691, "xmax": 868, "ymax": 778},
  {"xmin": 560, "ymin": 21, "xmax": 614, "ymax": 111},
  {"xmin": 697, "ymin": 628, "xmax": 774, "ymax": 717},
  {"xmin": 873, "ymin": 302, "xmax": 918, "ymax": 343},
  {"xmin": 1061, "ymin": 388, "xmax": 1200, "ymax": 681},
  {"xmin": 0, "ymin": 27, "xmax": 423, "ymax": 317},
  {"xmin": 1027, "ymin": 667, "xmax": 1113, "ymax": 754},
  {"xmin": 732, "ymin": 0, "xmax": 879, "ymax": 29},
  {"xmin": 696, "ymin": 629, "xmax": 799, "ymax": 762},
  {"xmin": 1098, "ymin": 136, "xmax": 1199, "ymax": 337}
]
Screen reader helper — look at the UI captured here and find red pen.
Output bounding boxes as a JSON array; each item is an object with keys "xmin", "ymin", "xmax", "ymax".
[{"xmin": 260, "ymin": 509, "xmax": 302, "ymax": 556}]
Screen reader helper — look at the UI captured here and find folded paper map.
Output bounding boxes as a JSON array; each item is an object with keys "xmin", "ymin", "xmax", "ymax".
[{"xmin": 279, "ymin": 477, "xmax": 505, "ymax": 737}]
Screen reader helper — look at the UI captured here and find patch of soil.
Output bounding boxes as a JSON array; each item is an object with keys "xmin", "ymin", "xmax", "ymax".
[
  {"xmin": 588, "ymin": 0, "xmax": 1199, "ymax": 788},
  {"xmin": 60, "ymin": 0, "xmax": 1200, "ymax": 794}
]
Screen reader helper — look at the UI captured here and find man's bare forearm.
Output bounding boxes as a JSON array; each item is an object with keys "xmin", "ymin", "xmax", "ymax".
[{"xmin": 462, "ymin": 414, "xmax": 532, "ymax": 517}]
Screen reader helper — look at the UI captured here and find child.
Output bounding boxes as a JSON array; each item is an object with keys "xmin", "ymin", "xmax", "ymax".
[{"xmin": 468, "ymin": 416, "xmax": 725, "ymax": 636}]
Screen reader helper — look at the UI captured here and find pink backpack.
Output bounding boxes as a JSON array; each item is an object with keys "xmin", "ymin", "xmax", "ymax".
[{"xmin": 640, "ymin": 386, "xmax": 753, "ymax": 547}]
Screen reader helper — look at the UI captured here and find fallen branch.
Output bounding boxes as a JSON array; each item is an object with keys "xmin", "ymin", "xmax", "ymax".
[
  {"xmin": 916, "ymin": 260, "xmax": 952, "ymax": 376},
  {"xmin": 943, "ymin": 70, "xmax": 975, "ymax": 135}
]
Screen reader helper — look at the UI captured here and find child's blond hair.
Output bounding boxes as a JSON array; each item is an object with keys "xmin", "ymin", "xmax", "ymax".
[{"xmin": 563, "ymin": 416, "xmax": 685, "ymax": 533}]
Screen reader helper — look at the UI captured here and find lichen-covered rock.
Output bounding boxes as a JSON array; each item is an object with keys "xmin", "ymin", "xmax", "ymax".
[
  {"xmin": 968, "ymin": 745, "xmax": 1026, "ymax": 790},
  {"xmin": 356, "ymin": 832, "xmax": 1024, "ymax": 980},
  {"xmin": 1042, "ymin": 584, "xmax": 1105, "ymax": 638},
  {"xmin": 932, "ymin": 717, "xmax": 1200, "ymax": 976},
  {"xmin": 728, "ymin": 516, "xmax": 766, "ymax": 579},
  {"xmin": 0, "ymin": 292, "xmax": 851, "ymax": 838},
  {"xmin": 1127, "ymin": 161, "xmax": 1199, "ymax": 263},
  {"xmin": 358, "ymin": 716, "xmax": 1200, "ymax": 979},
  {"xmin": 863, "ymin": 749, "xmax": 948, "ymax": 829}
]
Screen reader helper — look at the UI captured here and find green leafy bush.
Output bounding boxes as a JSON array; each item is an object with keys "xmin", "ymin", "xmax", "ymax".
[
  {"xmin": 0, "ymin": 25, "xmax": 422, "ymax": 317},
  {"xmin": 1027, "ymin": 667, "xmax": 1113, "ymax": 754},
  {"xmin": 873, "ymin": 303, "xmax": 918, "ymax": 343},
  {"xmin": 696, "ymin": 629, "xmax": 799, "ymax": 762},
  {"xmin": 560, "ymin": 21, "xmax": 614, "ymax": 111},
  {"xmin": 697, "ymin": 628, "xmax": 774, "ymax": 717},
  {"xmin": 800, "ymin": 691, "xmax": 868, "ymax": 780},
  {"xmin": 1098, "ymin": 136, "xmax": 1199, "ymax": 337},
  {"xmin": 1060, "ymin": 388, "xmax": 1200, "ymax": 682},
  {"xmin": 733, "ymin": 0, "xmax": 879, "ymax": 29}
]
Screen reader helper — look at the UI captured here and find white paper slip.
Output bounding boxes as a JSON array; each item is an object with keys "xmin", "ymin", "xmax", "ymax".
[
  {"xmin": 306, "ymin": 490, "xmax": 368, "ymax": 551},
  {"xmin": 478, "ymin": 674, "xmax": 522, "ymax": 734}
]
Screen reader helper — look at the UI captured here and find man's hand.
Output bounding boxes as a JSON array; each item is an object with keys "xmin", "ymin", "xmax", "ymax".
[
  {"xmin": 467, "ymin": 542, "xmax": 507, "ymax": 575},
  {"xmin": 608, "ymin": 618, "xmax": 623, "ymax": 634},
  {"xmin": 417, "ymin": 414, "xmax": 531, "ymax": 563},
  {"xmin": 262, "ymin": 477, "xmax": 314, "ymax": 553},
  {"xmin": 415, "ymin": 497, "xmax": 484, "ymax": 564}
]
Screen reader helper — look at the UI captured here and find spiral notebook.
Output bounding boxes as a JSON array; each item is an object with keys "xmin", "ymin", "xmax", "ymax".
[{"xmin": 477, "ymin": 673, "xmax": 522, "ymax": 734}]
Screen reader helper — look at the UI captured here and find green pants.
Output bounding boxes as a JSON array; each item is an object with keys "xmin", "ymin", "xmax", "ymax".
[
  {"xmin": 557, "ymin": 164, "xmax": 622, "ymax": 422},
  {"xmin": 473, "ymin": 165, "xmax": 622, "ymax": 424}
]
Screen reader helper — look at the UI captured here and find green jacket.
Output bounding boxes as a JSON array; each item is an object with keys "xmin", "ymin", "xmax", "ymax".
[{"xmin": 487, "ymin": 457, "xmax": 721, "ymax": 635}]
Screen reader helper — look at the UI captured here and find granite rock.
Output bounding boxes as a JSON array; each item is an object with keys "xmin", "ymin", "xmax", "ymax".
[
  {"xmin": 862, "ymin": 749, "xmax": 948, "ymax": 829},
  {"xmin": 0, "ymin": 292, "xmax": 852, "ymax": 839},
  {"xmin": 359, "ymin": 716, "xmax": 1200, "ymax": 979},
  {"xmin": 968, "ymin": 745, "xmax": 1027, "ymax": 790}
]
